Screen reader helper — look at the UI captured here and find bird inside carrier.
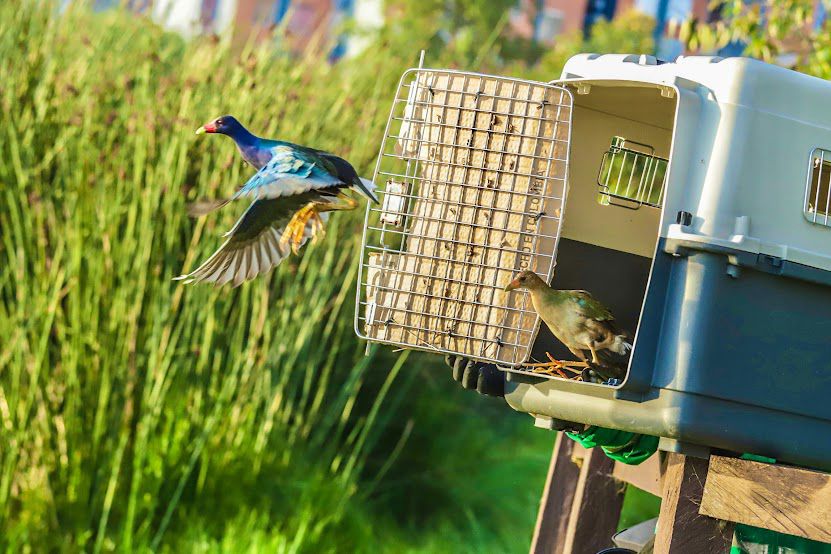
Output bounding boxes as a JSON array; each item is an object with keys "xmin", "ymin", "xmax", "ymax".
[{"xmin": 356, "ymin": 68, "xmax": 675, "ymax": 373}]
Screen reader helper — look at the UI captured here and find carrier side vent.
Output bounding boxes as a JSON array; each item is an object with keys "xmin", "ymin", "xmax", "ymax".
[
  {"xmin": 597, "ymin": 136, "xmax": 667, "ymax": 210},
  {"xmin": 805, "ymin": 148, "xmax": 831, "ymax": 227}
]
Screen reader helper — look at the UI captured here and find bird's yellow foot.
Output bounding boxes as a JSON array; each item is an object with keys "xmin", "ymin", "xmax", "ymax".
[
  {"xmin": 281, "ymin": 203, "xmax": 320, "ymax": 254},
  {"xmin": 310, "ymin": 210, "xmax": 326, "ymax": 241},
  {"xmin": 280, "ymin": 194, "xmax": 359, "ymax": 254},
  {"xmin": 523, "ymin": 353, "xmax": 588, "ymax": 380}
]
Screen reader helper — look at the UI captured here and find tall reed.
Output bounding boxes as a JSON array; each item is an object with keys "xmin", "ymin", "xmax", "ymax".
[{"xmin": 0, "ymin": 2, "xmax": 414, "ymax": 550}]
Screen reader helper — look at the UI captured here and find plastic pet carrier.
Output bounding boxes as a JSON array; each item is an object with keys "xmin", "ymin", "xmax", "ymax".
[{"xmin": 356, "ymin": 54, "xmax": 831, "ymax": 470}]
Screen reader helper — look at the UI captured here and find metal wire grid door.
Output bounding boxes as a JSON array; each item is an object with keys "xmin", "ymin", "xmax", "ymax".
[
  {"xmin": 806, "ymin": 147, "xmax": 831, "ymax": 226},
  {"xmin": 355, "ymin": 69, "xmax": 572, "ymax": 366}
]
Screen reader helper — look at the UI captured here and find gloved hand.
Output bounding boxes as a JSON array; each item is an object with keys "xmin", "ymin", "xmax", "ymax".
[
  {"xmin": 444, "ymin": 355, "xmax": 505, "ymax": 397},
  {"xmin": 566, "ymin": 426, "xmax": 659, "ymax": 466}
]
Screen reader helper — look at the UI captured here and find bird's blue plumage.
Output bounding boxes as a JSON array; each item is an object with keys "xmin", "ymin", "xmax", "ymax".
[
  {"xmin": 177, "ymin": 115, "xmax": 377, "ymax": 286},
  {"xmin": 233, "ymin": 146, "xmax": 342, "ymax": 201},
  {"xmin": 214, "ymin": 116, "xmax": 379, "ymax": 202},
  {"xmin": 238, "ymin": 141, "xmax": 275, "ymax": 169}
]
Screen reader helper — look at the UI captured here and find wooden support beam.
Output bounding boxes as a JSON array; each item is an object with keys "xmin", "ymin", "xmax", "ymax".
[
  {"xmin": 530, "ymin": 434, "xmax": 625, "ymax": 554},
  {"xmin": 701, "ymin": 455, "xmax": 831, "ymax": 544},
  {"xmin": 530, "ymin": 434, "xmax": 581, "ymax": 554},
  {"xmin": 563, "ymin": 446, "xmax": 626, "ymax": 553},
  {"xmin": 613, "ymin": 452, "xmax": 664, "ymax": 497},
  {"xmin": 655, "ymin": 453, "xmax": 734, "ymax": 554}
]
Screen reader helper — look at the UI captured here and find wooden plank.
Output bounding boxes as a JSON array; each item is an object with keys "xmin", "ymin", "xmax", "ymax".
[
  {"xmin": 655, "ymin": 453, "xmax": 734, "ymax": 554},
  {"xmin": 530, "ymin": 434, "xmax": 581, "ymax": 554},
  {"xmin": 701, "ymin": 455, "xmax": 831, "ymax": 544},
  {"xmin": 562, "ymin": 446, "xmax": 626, "ymax": 553},
  {"xmin": 613, "ymin": 452, "xmax": 664, "ymax": 497}
]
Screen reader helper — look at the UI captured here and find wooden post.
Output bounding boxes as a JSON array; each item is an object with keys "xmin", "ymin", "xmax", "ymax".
[
  {"xmin": 563, "ymin": 446, "xmax": 626, "ymax": 552},
  {"xmin": 530, "ymin": 434, "xmax": 625, "ymax": 554},
  {"xmin": 530, "ymin": 434, "xmax": 581, "ymax": 554},
  {"xmin": 654, "ymin": 453, "xmax": 734, "ymax": 554},
  {"xmin": 701, "ymin": 455, "xmax": 831, "ymax": 543},
  {"xmin": 532, "ymin": 444, "xmax": 831, "ymax": 554},
  {"xmin": 613, "ymin": 451, "xmax": 664, "ymax": 497}
]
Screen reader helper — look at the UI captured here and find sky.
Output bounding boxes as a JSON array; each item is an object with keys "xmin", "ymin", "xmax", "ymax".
[{"xmin": 636, "ymin": 0, "xmax": 693, "ymax": 22}]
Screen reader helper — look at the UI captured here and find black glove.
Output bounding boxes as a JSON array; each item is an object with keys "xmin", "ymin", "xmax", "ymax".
[{"xmin": 444, "ymin": 355, "xmax": 505, "ymax": 397}]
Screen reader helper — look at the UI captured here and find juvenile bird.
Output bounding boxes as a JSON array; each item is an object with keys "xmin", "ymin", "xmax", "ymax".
[
  {"xmin": 176, "ymin": 115, "xmax": 378, "ymax": 286},
  {"xmin": 504, "ymin": 270, "xmax": 631, "ymax": 380}
]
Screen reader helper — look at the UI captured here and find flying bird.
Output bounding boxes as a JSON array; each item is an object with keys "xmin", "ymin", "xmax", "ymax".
[
  {"xmin": 504, "ymin": 270, "xmax": 631, "ymax": 380},
  {"xmin": 175, "ymin": 115, "xmax": 378, "ymax": 286}
]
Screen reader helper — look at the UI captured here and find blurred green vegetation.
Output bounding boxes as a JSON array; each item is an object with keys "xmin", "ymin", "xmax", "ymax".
[
  {"xmin": 680, "ymin": 0, "xmax": 830, "ymax": 77},
  {"xmin": 0, "ymin": 0, "xmax": 678, "ymax": 551}
]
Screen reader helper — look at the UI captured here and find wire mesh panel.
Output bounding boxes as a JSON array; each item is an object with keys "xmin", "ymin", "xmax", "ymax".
[
  {"xmin": 805, "ymin": 147, "xmax": 831, "ymax": 226},
  {"xmin": 356, "ymin": 69, "xmax": 572, "ymax": 366},
  {"xmin": 597, "ymin": 136, "xmax": 667, "ymax": 209}
]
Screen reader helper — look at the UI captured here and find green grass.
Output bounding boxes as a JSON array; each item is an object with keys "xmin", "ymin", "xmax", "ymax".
[
  {"xmin": 0, "ymin": 2, "xmax": 661, "ymax": 552},
  {"xmin": 619, "ymin": 487, "xmax": 661, "ymax": 532},
  {"xmin": 0, "ymin": 2, "xmax": 557, "ymax": 552}
]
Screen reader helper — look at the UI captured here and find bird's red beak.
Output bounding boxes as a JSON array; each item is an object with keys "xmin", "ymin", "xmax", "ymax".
[
  {"xmin": 504, "ymin": 279, "xmax": 520, "ymax": 292},
  {"xmin": 195, "ymin": 123, "xmax": 217, "ymax": 135}
]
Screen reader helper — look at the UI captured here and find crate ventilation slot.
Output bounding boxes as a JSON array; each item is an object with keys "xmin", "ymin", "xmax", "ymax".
[
  {"xmin": 805, "ymin": 147, "xmax": 831, "ymax": 227},
  {"xmin": 356, "ymin": 69, "xmax": 573, "ymax": 366},
  {"xmin": 597, "ymin": 136, "xmax": 667, "ymax": 209}
]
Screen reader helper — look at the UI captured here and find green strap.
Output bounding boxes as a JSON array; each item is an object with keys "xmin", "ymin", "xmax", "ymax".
[
  {"xmin": 740, "ymin": 453, "xmax": 777, "ymax": 464},
  {"xmin": 734, "ymin": 523, "xmax": 831, "ymax": 553}
]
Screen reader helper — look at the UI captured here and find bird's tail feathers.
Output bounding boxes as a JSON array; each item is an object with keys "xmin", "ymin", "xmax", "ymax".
[
  {"xmin": 593, "ymin": 346, "xmax": 629, "ymax": 381},
  {"xmin": 187, "ymin": 198, "xmax": 230, "ymax": 217},
  {"xmin": 614, "ymin": 337, "xmax": 633, "ymax": 356},
  {"xmin": 175, "ymin": 213, "xmax": 329, "ymax": 286},
  {"xmin": 354, "ymin": 177, "xmax": 379, "ymax": 204}
]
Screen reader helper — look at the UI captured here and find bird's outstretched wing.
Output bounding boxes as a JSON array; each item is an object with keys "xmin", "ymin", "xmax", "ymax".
[
  {"xmin": 567, "ymin": 290, "xmax": 615, "ymax": 322},
  {"xmin": 184, "ymin": 147, "xmax": 338, "ymax": 217},
  {"xmin": 231, "ymin": 146, "xmax": 342, "ymax": 201},
  {"xmin": 187, "ymin": 144, "xmax": 377, "ymax": 217},
  {"xmin": 175, "ymin": 193, "xmax": 327, "ymax": 287}
]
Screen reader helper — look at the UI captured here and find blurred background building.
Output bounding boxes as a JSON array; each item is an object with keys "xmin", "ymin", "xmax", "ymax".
[
  {"xmin": 508, "ymin": 0, "xmax": 720, "ymax": 59},
  {"xmin": 85, "ymin": 0, "xmax": 382, "ymax": 57},
  {"xmin": 85, "ymin": 0, "xmax": 827, "ymax": 62}
]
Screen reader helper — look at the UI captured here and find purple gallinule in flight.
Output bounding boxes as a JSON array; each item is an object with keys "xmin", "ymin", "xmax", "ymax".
[{"xmin": 176, "ymin": 115, "xmax": 377, "ymax": 286}]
